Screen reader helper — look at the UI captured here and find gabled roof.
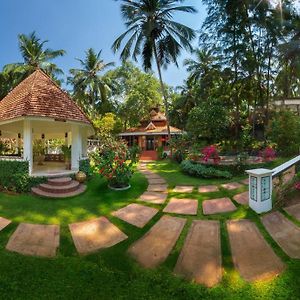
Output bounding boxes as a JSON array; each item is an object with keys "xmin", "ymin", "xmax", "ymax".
[{"xmin": 0, "ymin": 69, "xmax": 91, "ymax": 124}]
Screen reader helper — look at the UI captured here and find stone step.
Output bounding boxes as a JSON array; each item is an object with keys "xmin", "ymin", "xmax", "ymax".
[
  {"xmin": 32, "ymin": 184, "xmax": 86, "ymax": 198},
  {"xmin": 47, "ymin": 177, "xmax": 72, "ymax": 186},
  {"xmin": 227, "ymin": 219, "xmax": 285, "ymax": 282},
  {"xmin": 174, "ymin": 220, "xmax": 222, "ymax": 287},
  {"xmin": 39, "ymin": 180, "xmax": 80, "ymax": 194}
]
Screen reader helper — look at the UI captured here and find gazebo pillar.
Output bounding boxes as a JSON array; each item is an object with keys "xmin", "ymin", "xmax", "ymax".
[
  {"xmin": 71, "ymin": 124, "xmax": 82, "ymax": 170},
  {"xmin": 81, "ymin": 129, "xmax": 88, "ymax": 157},
  {"xmin": 23, "ymin": 119, "xmax": 33, "ymax": 174}
]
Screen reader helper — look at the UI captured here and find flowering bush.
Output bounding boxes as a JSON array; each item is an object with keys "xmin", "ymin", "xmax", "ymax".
[
  {"xmin": 259, "ymin": 146, "xmax": 276, "ymax": 162},
  {"xmin": 201, "ymin": 145, "xmax": 220, "ymax": 164},
  {"xmin": 294, "ymin": 182, "xmax": 300, "ymax": 191},
  {"xmin": 91, "ymin": 138, "xmax": 134, "ymax": 188}
]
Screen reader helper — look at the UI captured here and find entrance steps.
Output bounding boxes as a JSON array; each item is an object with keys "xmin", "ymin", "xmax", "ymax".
[{"xmin": 32, "ymin": 177, "xmax": 86, "ymax": 198}]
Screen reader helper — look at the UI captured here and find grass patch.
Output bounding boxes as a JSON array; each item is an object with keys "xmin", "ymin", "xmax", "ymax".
[{"xmin": 0, "ymin": 160, "xmax": 299, "ymax": 299}]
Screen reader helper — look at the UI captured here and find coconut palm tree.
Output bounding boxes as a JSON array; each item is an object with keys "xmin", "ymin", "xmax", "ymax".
[
  {"xmin": 68, "ymin": 48, "xmax": 115, "ymax": 116},
  {"xmin": 4, "ymin": 32, "xmax": 65, "ymax": 82},
  {"xmin": 112, "ymin": 0, "xmax": 196, "ymax": 140}
]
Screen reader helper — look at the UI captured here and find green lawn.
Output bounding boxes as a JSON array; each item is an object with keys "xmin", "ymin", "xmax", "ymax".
[{"xmin": 0, "ymin": 161, "xmax": 299, "ymax": 299}]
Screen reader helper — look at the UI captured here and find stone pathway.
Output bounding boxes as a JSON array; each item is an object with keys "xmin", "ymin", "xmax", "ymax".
[
  {"xmin": 221, "ymin": 182, "xmax": 243, "ymax": 190},
  {"xmin": 202, "ymin": 198, "xmax": 237, "ymax": 215},
  {"xmin": 240, "ymin": 178, "xmax": 249, "ymax": 185},
  {"xmin": 6, "ymin": 223, "xmax": 60, "ymax": 257},
  {"xmin": 174, "ymin": 220, "xmax": 222, "ymax": 287},
  {"xmin": 261, "ymin": 212, "xmax": 300, "ymax": 259},
  {"xmin": 112, "ymin": 204, "xmax": 158, "ymax": 228},
  {"xmin": 69, "ymin": 217, "xmax": 128, "ymax": 255},
  {"xmin": 139, "ymin": 191, "xmax": 167, "ymax": 204},
  {"xmin": 0, "ymin": 217, "xmax": 11, "ymax": 231},
  {"xmin": 163, "ymin": 198, "xmax": 198, "ymax": 215},
  {"xmin": 233, "ymin": 191, "xmax": 249, "ymax": 205},
  {"xmin": 227, "ymin": 219, "xmax": 285, "ymax": 282},
  {"xmin": 148, "ymin": 178, "xmax": 167, "ymax": 185},
  {"xmin": 284, "ymin": 203, "xmax": 300, "ymax": 221},
  {"xmin": 198, "ymin": 185, "xmax": 219, "ymax": 193},
  {"xmin": 128, "ymin": 215, "xmax": 186, "ymax": 268},
  {"xmin": 173, "ymin": 185, "xmax": 194, "ymax": 193},
  {"xmin": 147, "ymin": 184, "xmax": 168, "ymax": 192}
]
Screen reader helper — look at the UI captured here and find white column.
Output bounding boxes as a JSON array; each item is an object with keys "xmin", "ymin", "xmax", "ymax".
[
  {"xmin": 23, "ymin": 120, "xmax": 33, "ymax": 174},
  {"xmin": 81, "ymin": 129, "xmax": 88, "ymax": 158},
  {"xmin": 71, "ymin": 124, "xmax": 82, "ymax": 170}
]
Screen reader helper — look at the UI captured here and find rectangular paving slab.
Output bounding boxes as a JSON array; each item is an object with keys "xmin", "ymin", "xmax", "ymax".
[
  {"xmin": 163, "ymin": 198, "xmax": 198, "ymax": 215},
  {"xmin": 174, "ymin": 220, "xmax": 222, "ymax": 287},
  {"xmin": 0, "ymin": 217, "xmax": 11, "ymax": 232},
  {"xmin": 240, "ymin": 178, "xmax": 249, "ymax": 185},
  {"xmin": 6, "ymin": 223, "xmax": 60, "ymax": 257},
  {"xmin": 221, "ymin": 182, "xmax": 243, "ymax": 190},
  {"xmin": 227, "ymin": 219, "xmax": 285, "ymax": 282},
  {"xmin": 145, "ymin": 173, "xmax": 163, "ymax": 180},
  {"xmin": 233, "ymin": 191, "xmax": 249, "ymax": 205},
  {"xmin": 69, "ymin": 217, "xmax": 128, "ymax": 255},
  {"xmin": 139, "ymin": 191, "xmax": 167, "ymax": 204},
  {"xmin": 112, "ymin": 204, "xmax": 158, "ymax": 228},
  {"xmin": 147, "ymin": 184, "xmax": 168, "ymax": 192},
  {"xmin": 202, "ymin": 198, "xmax": 236, "ymax": 215},
  {"xmin": 198, "ymin": 185, "xmax": 219, "ymax": 193},
  {"xmin": 284, "ymin": 203, "xmax": 300, "ymax": 222},
  {"xmin": 148, "ymin": 178, "xmax": 167, "ymax": 185},
  {"xmin": 128, "ymin": 215, "xmax": 186, "ymax": 268},
  {"xmin": 173, "ymin": 186, "xmax": 194, "ymax": 193},
  {"xmin": 261, "ymin": 211, "xmax": 300, "ymax": 259}
]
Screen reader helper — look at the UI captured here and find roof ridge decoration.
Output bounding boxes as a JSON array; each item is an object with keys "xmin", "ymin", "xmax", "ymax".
[{"xmin": 145, "ymin": 121, "xmax": 156, "ymax": 131}]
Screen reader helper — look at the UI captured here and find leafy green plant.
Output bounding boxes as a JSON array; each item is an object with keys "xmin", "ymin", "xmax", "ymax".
[{"xmin": 180, "ymin": 160, "xmax": 232, "ymax": 179}]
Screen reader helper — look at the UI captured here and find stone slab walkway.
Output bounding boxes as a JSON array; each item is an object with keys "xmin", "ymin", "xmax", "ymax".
[
  {"xmin": 6, "ymin": 223, "xmax": 60, "ymax": 257},
  {"xmin": 174, "ymin": 220, "xmax": 222, "ymax": 287},
  {"xmin": 112, "ymin": 204, "xmax": 158, "ymax": 228},
  {"xmin": 240, "ymin": 178, "xmax": 249, "ymax": 185},
  {"xmin": 173, "ymin": 186, "xmax": 194, "ymax": 193},
  {"xmin": 163, "ymin": 198, "xmax": 198, "ymax": 215},
  {"xmin": 128, "ymin": 215, "xmax": 186, "ymax": 268},
  {"xmin": 261, "ymin": 211, "xmax": 300, "ymax": 259},
  {"xmin": 202, "ymin": 198, "xmax": 236, "ymax": 215},
  {"xmin": 144, "ymin": 174, "xmax": 163, "ymax": 180},
  {"xmin": 221, "ymin": 182, "xmax": 243, "ymax": 190},
  {"xmin": 147, "ymin": 184, "xmax": 168, "ymax": 192},
  {"xmin": 233, "ymin": 192, "xmax": 249, "ymax": 205},
  {"xmin": 227, "ymin": 219, "xmax": 285, "ymax": 282},
  {"xmin": 69, "ymin": 217, "xmax": 128, "ymax": 255},
  {"xmin": 284, "ymin": 203, "xmax": 300, "ymax": 221},
  {"xmin": 148, "ymin": 178, "xmax": 167, "ymax": 185},
  {"xmin": 0, "ymin": 217, "xmax": 11, "ymax": 232},
  {"xmin": 198, "ymin": 185, "xmax": 219, "ymax": 193},
  {"xmin": 139, "ymin": 191, "xmax": 167, "ymax": 204}
]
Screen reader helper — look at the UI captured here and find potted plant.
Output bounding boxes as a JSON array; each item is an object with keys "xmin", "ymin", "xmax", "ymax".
[
  {"xmin": 92, "ymin": 139, "xmax": 134, "ymax": 190},
  {"xmin": 33, "ymin": 139, "xmax": 46, "ymax": 165},
  {"xmin": 61, "ymin": 145, "xmax": 71, "ymax": 170}
]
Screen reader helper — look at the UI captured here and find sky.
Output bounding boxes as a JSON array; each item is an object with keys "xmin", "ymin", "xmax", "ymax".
[{"xmin": 0, "ymin": 0, "xmax": 207, "ymax": 88}]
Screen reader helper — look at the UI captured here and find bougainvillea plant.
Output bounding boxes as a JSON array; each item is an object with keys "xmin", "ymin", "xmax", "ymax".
[
  {"xmin": 91, "ymin": 138, "xmax": 134, "ymax": 188},
  {"xmin": 201, "ymin": 145, "xmax": 220, "ymax": 164},
  {"xmin": 294, "ymin": 182, "xmax": 300, "ymax": 191},
  {"xmin": 259, "ymin": 146, "xmax": 276, "ymax": 162}
]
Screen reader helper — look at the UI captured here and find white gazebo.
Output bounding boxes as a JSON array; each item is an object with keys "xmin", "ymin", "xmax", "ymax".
[{"xmin": 0, "ymin": 69, "xmax": 94, "ymax": 176}]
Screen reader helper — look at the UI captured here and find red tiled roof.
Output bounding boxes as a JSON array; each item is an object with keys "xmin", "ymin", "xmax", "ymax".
[
  {"xmin": 0, "ymin": 69, "xmax": 91, "ymax": 124},
  {"xmin": 120, "ymin": 125, "xmax": 182, "ymax": 135}
]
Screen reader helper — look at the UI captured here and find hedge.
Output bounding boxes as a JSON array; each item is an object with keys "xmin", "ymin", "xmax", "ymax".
[
  {"xmin": 79, "ymin": 158, "xmax": 92, "ymax": 178},
  {"xmin": 180, "ymin": 160, "xmax": 232, "ymax": 179},
  {"xmin": 0, "ymin": 160, "xmax": 46, "ymax": 193}
]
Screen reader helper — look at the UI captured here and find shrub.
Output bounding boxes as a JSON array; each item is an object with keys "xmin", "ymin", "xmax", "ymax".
[
  {"xmin": 180, "ymin": 160, "xmax": 232, "ymax": 179},
  {"xmin": 201, "ymin": 145, "xmax": 220, "ymax": 164},
  {"xmin": 79, "ymin": 158, "xmax": 93, "ymax": 178},
  {"xmin": 259, "ymin": 146, "xmax": 276, "ymax": 162},
  {"xmin": 0, "ymin": 160, "xmax": 46, "ymax": 192}
]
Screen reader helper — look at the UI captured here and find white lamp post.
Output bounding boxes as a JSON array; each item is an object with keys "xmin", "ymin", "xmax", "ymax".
[{"xmin": 246, "ymin": 168, "xmax": 273, "ymax": 214}]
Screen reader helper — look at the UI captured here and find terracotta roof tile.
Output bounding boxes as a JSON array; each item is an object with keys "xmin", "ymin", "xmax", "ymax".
[
  {"xmin": 0, "ymin": 69, "xmax": 91, "ymax": 124},
  {"xmin": 120, "ymin": 125, "xmax": 182, "ymax": 135}
]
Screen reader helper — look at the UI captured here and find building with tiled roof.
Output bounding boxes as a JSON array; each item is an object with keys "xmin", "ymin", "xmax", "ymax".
[
  {"xmin": 0, "ymin": 69, "xmax": 94, "ymax": 175},
  {"xmin": 119, "ymin": 108, "xmax": 183, "ymax": 160}
]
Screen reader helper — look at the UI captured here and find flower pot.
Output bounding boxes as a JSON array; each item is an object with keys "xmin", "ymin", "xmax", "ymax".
[
  {"xmin": 36, "ymin": 154, "xmax": 45, "ymax": 165},
  {"xmin": 75, "ymin": 171, "xmax": 87, "ymax": 183},
  {"xmin": 108, "ymin": 184, "xmax": 131, "ymax": 191}
]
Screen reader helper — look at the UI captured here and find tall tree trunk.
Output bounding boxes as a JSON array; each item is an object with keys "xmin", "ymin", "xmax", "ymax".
[{"xmin": 153, "ymin": 45, "xmax": 172, "ymax": 145}]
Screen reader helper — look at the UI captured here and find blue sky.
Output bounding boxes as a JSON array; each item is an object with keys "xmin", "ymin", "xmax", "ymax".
[{"xmin": 0, "ymin": 0, "xmax": 206, "ymax": 88}]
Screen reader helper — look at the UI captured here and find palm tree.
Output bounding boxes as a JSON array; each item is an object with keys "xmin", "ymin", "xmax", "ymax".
[
  {"xmin": 68, "ymin": 48, "xmax": 115, "ymax": 116},
  {"xmin": 4, "ymin": 32, "xmax": 65, "ymax": 82},
  {"xmin": 112, "ymin": 0, "xmax": 196, "ymax": 140}
]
